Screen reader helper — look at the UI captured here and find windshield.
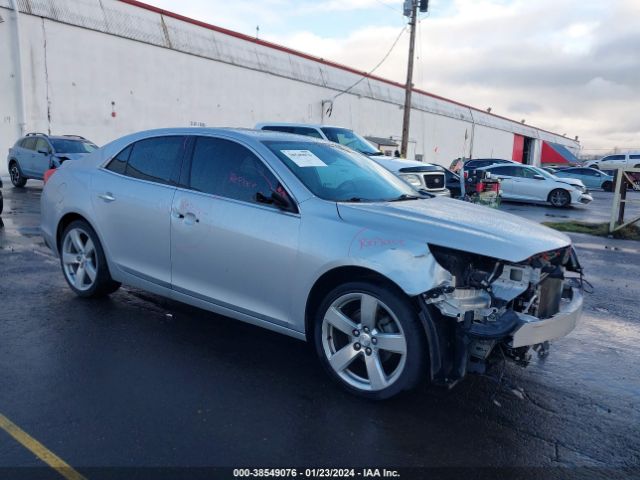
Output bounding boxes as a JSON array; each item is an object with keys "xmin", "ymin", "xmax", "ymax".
[
  {"xmin": 531, "ymin": 166, "xmax": 558, "ymax": 180},
  {"xmin": 264, "ymin": 141, "xmax": 419, "ymax": 202},
  {"xmin": 320, "ymin": 127, "xmax": 380, "ymax": 156},
  {"xmin": 50, "ymin": 139, "xmax": 97, "ymax": 154}
]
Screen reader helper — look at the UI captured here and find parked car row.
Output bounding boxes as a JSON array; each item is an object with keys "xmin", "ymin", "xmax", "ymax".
[
  {"xmin": 451, "ymin": 158, "xmax": 593, "ymax": 208},
  {"xmin": 479, "ymin": 163, "xmax": 592, "ymax": 207},
  {"xmin": 39, "ymin": 127, "xmax": 585, "ymax": 399}
]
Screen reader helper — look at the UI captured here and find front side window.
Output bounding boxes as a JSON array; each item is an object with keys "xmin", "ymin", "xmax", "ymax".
[
  {"xmin": 264, "ymin": 141, "xmax": 417, "ymax": 202},
  {"xmin": 34, "ymin": 138, "xmax": 50, "ymax": 153},
  {"xmin": 189, "ymin": 137, "xmax": 290, "ymax": 207},
  {"xmin": 124, "ymin": 136, "xmax": 187, "ymax": 185},
  {"xmin": 320, "ymin": 128, "xmax": 379, "ymax": 156},
  {"xmin": 630, "ymin": 155, "xmax": 640, "ymax": 160},
  {"xmin": 602, "ymin": 155, "xmax": 626, "ymax": 161}
]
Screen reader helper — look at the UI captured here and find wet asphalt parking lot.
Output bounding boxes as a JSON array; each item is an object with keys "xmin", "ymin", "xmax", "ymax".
[{"xmin": 0, "ymin": 180, "xmax": 639, "ymax": 479}]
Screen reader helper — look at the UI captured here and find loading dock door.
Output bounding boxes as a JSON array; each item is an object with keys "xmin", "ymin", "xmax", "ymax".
[{"xmin": 512, "ymin": 135, "xmax": 524, "ymax": 163}]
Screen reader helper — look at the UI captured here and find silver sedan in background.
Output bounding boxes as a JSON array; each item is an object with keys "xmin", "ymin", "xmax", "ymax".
[{"xmin": 41, "ymin": 128, "xmax": 584, "ymax": 399}]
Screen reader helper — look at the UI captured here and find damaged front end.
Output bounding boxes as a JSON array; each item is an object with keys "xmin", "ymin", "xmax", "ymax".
[{"xmin": 420, "ymin": 244, "xmax": 584, "ymax": 387}]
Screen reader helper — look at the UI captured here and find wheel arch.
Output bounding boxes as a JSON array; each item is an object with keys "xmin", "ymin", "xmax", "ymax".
[
  {"xmin": 304, "ymin": 266, "xmax": 406, "ymax": 340},
  {"xmin": 56, "ymin": 212, "xmax": 102, "ymax": 254}
]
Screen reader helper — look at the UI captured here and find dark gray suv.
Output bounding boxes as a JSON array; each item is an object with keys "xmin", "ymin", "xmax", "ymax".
[{"xmin": 7, "ymin": 133, "xmax": 97, "ymax": 187}]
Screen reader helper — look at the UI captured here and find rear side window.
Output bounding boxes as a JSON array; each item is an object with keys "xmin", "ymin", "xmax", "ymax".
[
  {"xmin": 189, "ymin": 137, "xmax": 288, "ymax": 207},
  {"xmin": 125, "ymin": 136, "xmax": 187, "ymax": 185},
  {"xmin": 261, "ymin": 126, "xmax": 323, "ymax": 139},
  {"xmin": 292, "ymin": 127, "xmax": 322, "ymax": 138},
  {"xmin": 22, "ymin": 138, "xmax": 37, "ymax": 150},
  {"xmin": 489, "ymin": 166, "xmax": 518, "ymax": 176},
  {"xmin": 262, "ymin": 126, "xmax": 294, "ymax": 134},
  {"xmin": 106, "ymin": 145, "xmax": 132, "ymax": 175}
]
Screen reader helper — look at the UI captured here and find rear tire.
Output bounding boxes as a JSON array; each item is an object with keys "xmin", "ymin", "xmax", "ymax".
[
  {"xmin": 548, "ymin": 189, "xmax": 571, "ymax": 208},
  {"xmin": 313, "ymin": 281, "xmax": 427, "ymax": 400},
  {"xmin": 602, "ymin": 181, "xmax": 613, "ymax": 192},
  {"xmin": 60, "ymin": 220, "xmax": 121, "ymax": 298},
  {"xmin": 9, "ymin": 161, "xmax": 27, "ymax": 188}
]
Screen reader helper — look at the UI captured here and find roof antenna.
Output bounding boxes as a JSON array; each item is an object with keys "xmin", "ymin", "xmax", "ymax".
[{"xmin": 256, "ymin": 25, "xmax": 260, "ymax": 40}]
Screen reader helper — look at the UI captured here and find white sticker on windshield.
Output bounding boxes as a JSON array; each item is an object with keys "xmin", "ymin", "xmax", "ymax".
[{"xmin": 281, "ymin": 149, "xmax": 326, "ymax": 167}]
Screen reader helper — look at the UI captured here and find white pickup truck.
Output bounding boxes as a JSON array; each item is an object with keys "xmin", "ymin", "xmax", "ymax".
[{"xmin": 585, "ymin": 152, "xmax": 640, "ymax": 170}]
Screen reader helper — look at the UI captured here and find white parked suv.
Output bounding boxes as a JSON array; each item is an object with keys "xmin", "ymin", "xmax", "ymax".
[
  {"xmin": 255, "ymin": 123, "xmax": 450, "ymax": 197},
  {"xmin": 585, "ymin": 152, "xmax": 640, "ymax": 170}
]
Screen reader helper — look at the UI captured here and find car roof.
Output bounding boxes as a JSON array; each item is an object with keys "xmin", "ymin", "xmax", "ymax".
[
  {"xmin": 255, "ymin": 122, "xmax": 350, "ymax": 130},
  {"xmin": 112, "ymin": 127, "xmax": 333, "ymax": 145},
  {"xmin": 23, "ymin": 134, "xmax": 91, "ymax": 142},
  {"xmin": 477, "ymin": 163, "xmax": 530, "ymax": 170},
  {"xmin": 467, "ymin": 158, "xmax": 513, "ymax": 163}
]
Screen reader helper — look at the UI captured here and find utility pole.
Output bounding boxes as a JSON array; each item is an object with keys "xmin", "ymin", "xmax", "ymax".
[{"xmin": 401, "ymin": 0, "xmax": 428, "ymax": 157}]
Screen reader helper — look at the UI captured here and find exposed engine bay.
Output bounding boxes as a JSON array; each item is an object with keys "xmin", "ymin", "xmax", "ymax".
[{"xmin": 419, "ymin": 244, "xmax": 585, "ymax": 386}]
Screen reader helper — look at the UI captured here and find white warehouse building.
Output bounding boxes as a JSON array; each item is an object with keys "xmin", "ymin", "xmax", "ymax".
[{"xmin": 0, "ymin": 0, "xmax": 580, "ymax": 176}]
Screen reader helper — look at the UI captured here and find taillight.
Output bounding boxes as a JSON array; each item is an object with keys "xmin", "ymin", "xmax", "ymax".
[
  {"xmin": 463, "ymin": 171, "xmax": 468, "ymax": 179},
  {"xmin": 43, "ymin": 168, "xmax": 56, "ymax": 184}
]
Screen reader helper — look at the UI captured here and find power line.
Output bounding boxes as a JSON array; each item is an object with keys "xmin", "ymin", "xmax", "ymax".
[
  {"xmin": 330, "ymin": 24, "xmax": 407, "ymax": 103},
  {"xmin": 372, "ymin": 0, "xmax": 404, "ymax": 13}
]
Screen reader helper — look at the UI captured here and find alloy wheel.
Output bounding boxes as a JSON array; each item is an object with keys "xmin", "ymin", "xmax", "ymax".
[
  {"xmin": 10, "ymin": 164, "xmax": 21, "ymax": 186},
  {"xmin": 62, "ymin": 227, "xmax": 98, "ymax": 291},
  {"xmin": 321, "ymin": 292, "xmax": 407, "ymax": 392},
  {"xmin": 550, "ymin": 190, "xmax": 569, "ymax": 207}
]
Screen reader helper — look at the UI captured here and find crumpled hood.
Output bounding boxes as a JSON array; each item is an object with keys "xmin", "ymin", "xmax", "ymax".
[
  {"xmin": 337, "ymin": 196, "xmax": 571, "ymax": 263},
  {"xmin": 54, "ymin": 153, "xmax": 88, "ymax": 162},
  {"xmin": 555, "ymin": 177, "xmax": 584, "ymax": 189}
]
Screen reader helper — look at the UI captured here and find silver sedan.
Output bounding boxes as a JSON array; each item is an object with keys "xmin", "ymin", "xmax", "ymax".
[{"xmin": 41, "ymin": 128, "xmax": 584, "ymax": 399}]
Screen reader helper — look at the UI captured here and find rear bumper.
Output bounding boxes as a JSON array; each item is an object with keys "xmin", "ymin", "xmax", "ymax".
[{"xmin": 510, "ymin": 287, "xmax": 583, "ymax": 348}]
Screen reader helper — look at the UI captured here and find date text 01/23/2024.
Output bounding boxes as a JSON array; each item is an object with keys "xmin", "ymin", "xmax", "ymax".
[{"xmin": 233, "ymin": 468, "xmax": 400, "ymax": 478}]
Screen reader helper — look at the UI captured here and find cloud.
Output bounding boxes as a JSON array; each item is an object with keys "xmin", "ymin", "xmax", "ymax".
[{"xmin": 148, "ymin": 0, "xmax": 640, "ymax": 152}]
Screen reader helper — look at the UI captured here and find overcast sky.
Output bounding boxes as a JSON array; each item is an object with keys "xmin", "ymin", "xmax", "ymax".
[{"xmin": 147, "ymin": 0, "xmax": 640, "ymax": 153}]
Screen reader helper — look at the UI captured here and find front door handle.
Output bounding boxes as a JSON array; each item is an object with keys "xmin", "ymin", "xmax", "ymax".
[{"xmin": 99, "ymin": 192, "xmax": 115, "ymax": 202}]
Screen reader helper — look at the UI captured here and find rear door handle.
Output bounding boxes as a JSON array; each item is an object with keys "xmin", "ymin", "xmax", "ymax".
[{"xmin": 99, "ymin": 192, "xmax": 115, "ymax": 202}]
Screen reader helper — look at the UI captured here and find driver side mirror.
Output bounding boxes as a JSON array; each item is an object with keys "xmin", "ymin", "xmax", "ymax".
[
  {"xmin": 38, "ymin": 149, "xmax": 50, "ymax": 155},
  {"xmin": 256, "ymin": 191, "xmax": 296, "ymax": 213},
  {"xmin": 533, "ymin": 174, "xmax": 544, "ymax": 180}
]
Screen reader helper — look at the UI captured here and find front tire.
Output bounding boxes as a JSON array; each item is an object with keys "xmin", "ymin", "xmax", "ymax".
[
  {"xmin": 60, "ymin": 220, "xmax": 121, "ymax": 297},
  {"xmin": 9, "ymin": 161, "xmax": 27, "ymax": 188},
  {"xmin": 548, "ymin": 188, "xmax": 571, "ymax": 208},
  {"xmin": 313, "ymin": 281, "xmax": 427, "ymax": 400}
]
